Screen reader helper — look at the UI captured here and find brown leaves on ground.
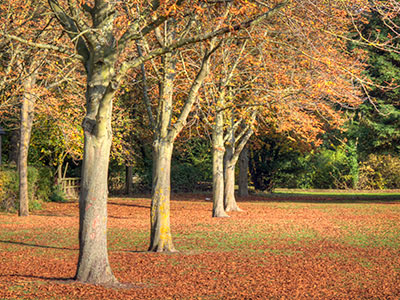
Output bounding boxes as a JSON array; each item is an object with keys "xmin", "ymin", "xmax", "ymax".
[{"xmin": 0, "ymin": 194, "xmax": 400, "ymax": 299}]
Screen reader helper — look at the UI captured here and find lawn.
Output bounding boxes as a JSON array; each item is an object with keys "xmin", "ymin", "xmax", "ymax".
[{"xmin": 0, "ymin": 193, "xmax": 399, "ymax": 299}]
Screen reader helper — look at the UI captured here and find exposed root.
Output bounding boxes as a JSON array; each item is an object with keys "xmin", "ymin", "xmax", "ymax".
[{"xmin": 226, "ymin": 206, "xmax": 244, "ymax": 212}]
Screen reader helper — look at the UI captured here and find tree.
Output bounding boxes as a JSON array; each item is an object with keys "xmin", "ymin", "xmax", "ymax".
[
  {"xmin": 147, "ymin": 32, "xmax": 218, "ymax": 252},
  {"xmin": 18, "ymin": 62, "xmax": 38, "ymax": 216},
  {"xmin": 1, "ymin": 0, "xmax": 79, "ymax": 215},
  {"xmin": 2, "ymin": 0, "xmax": 371, "ymax": 285},
  {"xmin": 350, "ymin": 4, "xmax": 400, "ymax": 156},
  {"xmin": 224, "ymin": 110, "xmax": 256, "ymax": 212},
  {"xmin": 202, "ymin": 35, "xmax": 262, "ymax": 217},
  {"xmin": 131, "ymin": 2, "xmax": 288, "ymax": 250}
]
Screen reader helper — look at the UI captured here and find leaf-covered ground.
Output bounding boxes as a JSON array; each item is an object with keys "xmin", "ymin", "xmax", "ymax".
[{"xmin": 1, "ymin": 194, "xmax": 400, "ymax": 299}]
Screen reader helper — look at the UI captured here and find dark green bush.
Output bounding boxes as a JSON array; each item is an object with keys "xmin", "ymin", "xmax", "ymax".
[
  {"xmin": 171, "ymin": 162, "xmax": 209, "ymax": 192},
  {"xmin": 0, "ymin": 164, "xmax": 53, "ymax": 212},
  {"xmin": 0, "ymin": 166, "xmax": 18, "ymax": 211},
  {"xmin": 36, "ymin": 167, "xmax": 53, "ymax": 201},
  {"xmin": 49, "ymin": 185, "xmax": 68, "ymax": 203}
]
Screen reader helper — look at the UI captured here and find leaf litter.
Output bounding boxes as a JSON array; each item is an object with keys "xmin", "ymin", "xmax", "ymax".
[{"xmin": 0, "ymin": 195, "xmax": 399, "ymax": 299}]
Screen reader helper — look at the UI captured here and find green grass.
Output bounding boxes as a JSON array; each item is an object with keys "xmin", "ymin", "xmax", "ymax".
[
  {"xmin": 0, "ymin": 227, "xmax": 78, "ymax": 259},
  {"xmin": 107, "ymin": 228, "xmax": 148, "ymax": 251},
  {"xmin": 264, "ymin": 188, "xmax": 400, "ymax": 202},
  {"xmin": 337, "ymin": 222, "xmax": 400, "ymax": 248}
]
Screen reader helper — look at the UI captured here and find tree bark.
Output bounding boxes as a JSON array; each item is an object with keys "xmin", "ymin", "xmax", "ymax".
[
  {"xmin": 18, "ymin": 68, "xmax": 37, "ymax": 217},
  {"xmin": 224, "ymin": 144, "xmax": 242, "ymax": 212},
  {"xmin": 149, "ymin": 139, "xmax": 176, "ymax": 252},
  {"xmin": 148, "ymin": 34, "xmax": 216, "ymax": 247},
  {"xmin": 223, "ymin": 109, "xmax": 242, "ymax": 212},
  {"xmin": 238, "ymin": 145, "xmax": 249, "ymax": 197},
  {"xmin": 76, "ymin": 122, "xmax": 115, "ymax": 284}
]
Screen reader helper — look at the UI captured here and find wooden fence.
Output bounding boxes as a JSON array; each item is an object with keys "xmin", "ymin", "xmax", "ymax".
[{"xmin": 59, "ymin": 177, "xmax": 80, "ymax": 200}]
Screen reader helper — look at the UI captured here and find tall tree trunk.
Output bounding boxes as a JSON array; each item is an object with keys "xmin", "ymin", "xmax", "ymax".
[
  {"xmin": 149, "ymin": 139, "xmax": 176, "ymax": 252},
  {"xmin": 18, "ymin": 68, "xmax": 37, "ymax": 217},
  {"xmin": 125, "ymin": 165, "xmax": 133, "ymax": 195},
  {"xmin": 76, "ymin": 123, "xmax": 115, "ymax": 284},
  {"xmin": 149, "ymin": 46, "xmax": 177, "ymax": 251},
  {"xmin": 224, "ymin": 144, "xmax": 242, "ymax": 212},
  {"xmin": 238, "ymin": 145, "xmax": 249, "ymax": 197},
  {"xmin": 8, "ymin": 130, "xmax": 19, "ymax": 164},
  {"xmin": 212, "ymin": 98, "xmax": 229, "ymax": 218},
  {"xmin": 224, "ymin": 124, "xmax": 254, "ymax": 212},
  {"xmin": 74, "ymin": 61, "xmax": 118, "ymax": 285},
  {"xmin": 148, "ymin": 34, "xmax": 216, "ymax": 247}
]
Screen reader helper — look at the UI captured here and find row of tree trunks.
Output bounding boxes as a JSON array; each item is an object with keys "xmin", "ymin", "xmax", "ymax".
[{"xmin": 3, "ymin": 0, "xmax": 291, "ymax": 287}]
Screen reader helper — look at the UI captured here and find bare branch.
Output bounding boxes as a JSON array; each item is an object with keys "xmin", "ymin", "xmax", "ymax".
[{"xmin": 3, "ymin": 33, "xmax": 83, "ymax": 60}]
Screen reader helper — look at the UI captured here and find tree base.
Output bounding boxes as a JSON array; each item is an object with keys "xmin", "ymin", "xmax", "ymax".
[
  {"xmin": 75, "ymin": 271, "xmax": 119, "ymax": 287},
  {"xmin": 148, "ymin": 239, "xmax": 178, "ymax": 253},
  {"xmin": 212, "ymin": 211, "xmax": 230, "ymax": 218}
]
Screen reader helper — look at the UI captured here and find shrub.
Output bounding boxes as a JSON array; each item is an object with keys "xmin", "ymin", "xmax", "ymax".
[
  {"xmin": 310, "ymin": 146, "xmax": 353, "ymax": 189},
  {"xmin": 36, "ymin": 167, "xmax": 53, "ymax": 201},
  {"xmin": 171, "ymin": 162, "xmax": 207, "ymax": 192},
  {"xmin": 0, "ymin": 166, "xmax": 18, "ymax": 211},
  {"xmin": 49, "ymin": 185, "xmax": 68, "ymax": 203},
  {"xmin": 358, "ymin": 154, "xmax": 400, "ymax": 189},
  {"xmin": 0, "ymin": 164, "xmax": 53, "ymax": 212}
]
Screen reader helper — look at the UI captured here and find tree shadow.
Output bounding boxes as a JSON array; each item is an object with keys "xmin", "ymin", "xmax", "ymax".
[
  {"xmin": 3, "ymin": 274, "xmax": 145, "ymax": 289},
  {"xmin": 0, "ymin": 240, "xmax": 77, "ymax": 251},
  {"xmin": 2, "ymin": 274, "xmax": 74, "ymax": 283},
  {"xmin": 35, "ymin": 213, "xmax": 78, "ymax": 218},
  {"xmin": 107, "ymin": 201, "xmax": 150, "ymax": 209}
]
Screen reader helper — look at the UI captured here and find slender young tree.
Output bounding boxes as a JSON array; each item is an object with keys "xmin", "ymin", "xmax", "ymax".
[{"xmin": 18, "ymin": 62, "xmax": 38, "ymax": 216}]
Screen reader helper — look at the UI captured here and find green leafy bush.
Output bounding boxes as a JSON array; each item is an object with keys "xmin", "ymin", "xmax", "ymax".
[{"xmin": 308, "ymin": 146, "xmax": 353, "ymax": 189}]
